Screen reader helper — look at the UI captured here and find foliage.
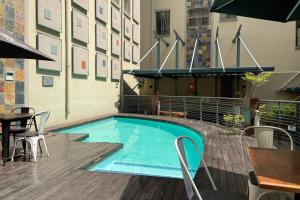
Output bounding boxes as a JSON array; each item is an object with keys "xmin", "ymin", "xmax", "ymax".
[
  {"xmin": 259, "ymin": 104, "xmax": 297, "ymax": 120},
  {"xmin": 133, "ymin": 78, "xmax": 145, "ymax": 90},
  {"xmin": 223, "ymin": 113, "xmax": 245, "ymax": 128},
  {"xmin": 242, "ymin": 72, "xmax": 272, "ymax": 97}
]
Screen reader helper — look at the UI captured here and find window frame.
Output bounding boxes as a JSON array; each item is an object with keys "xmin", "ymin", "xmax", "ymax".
[
  {"xmin": 219, "ymin": 13, "xmax": 237, "ymax": 22},
  {"xmin": 155, "ymin": 10, "xmax": 171, "ymax": 37}
]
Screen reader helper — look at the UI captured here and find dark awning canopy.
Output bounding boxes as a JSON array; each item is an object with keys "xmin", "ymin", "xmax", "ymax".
[
  {"xmin": 123, "ymin": 66, "xmax": 275, "ymax": 79},
  {"xmin": 210, "ymin": 0, "xmax": 300, "ymax": 23},
  {"xmin": 0, "ymin": 30, "xmax": 54, "ymax": 61}
]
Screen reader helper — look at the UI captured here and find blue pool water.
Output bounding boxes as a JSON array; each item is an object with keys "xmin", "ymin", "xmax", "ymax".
[{"xmin": 59, "ymin": 117, "xmax": 204, "ymax": 178}]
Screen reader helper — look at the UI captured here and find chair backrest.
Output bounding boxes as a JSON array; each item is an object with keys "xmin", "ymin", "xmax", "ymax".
[
  {"xmin": 240, "ymin": 125, "xmax": 294, "ymax": 174},
  {"xmin": 27, "ymin": 111, "xmax": 50, "ymax": 135},
  {"xmin": 12, "ymin": 107, "xmax": 35, "ymax": 127},
  {"xmin": 175, "ymin": 136, "xmax": 217, "ymax": 200}
]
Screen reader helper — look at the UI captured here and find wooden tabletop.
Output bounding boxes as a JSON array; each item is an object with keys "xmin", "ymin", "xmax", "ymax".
[
  {"xmin": 248, "ymin": 147, "xmax": 300, "ymax": 193},
  {"xmin": 0, "ymin": 113, "xmax": 32, "ymax": 121}
]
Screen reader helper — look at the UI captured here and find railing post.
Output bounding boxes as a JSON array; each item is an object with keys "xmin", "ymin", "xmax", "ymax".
[
  {"xmin": 216, "ymin": 99, "xmax": 219, "ymax": 124},
  {"xmin": 169, "ymin": 98, "xmax": 172, "ymax": 117},
  {"xmin": 200, "ymin": 98, "xmax": 203, "ymax": 121},
  {"xmin": 184, "ymin": 97, "xmax": 187, "ymax": 119},
  {"xmin": 137, "ymin": 96, "xmax": 140, "ymax": 114}
]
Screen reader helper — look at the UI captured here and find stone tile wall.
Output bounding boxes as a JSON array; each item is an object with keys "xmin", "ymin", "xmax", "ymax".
[{"xmin": 0, "ymin": 0, "xmax": 25, "ymax": 112}]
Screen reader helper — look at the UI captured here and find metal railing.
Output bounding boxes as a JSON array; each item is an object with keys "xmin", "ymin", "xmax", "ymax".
[
  {"xmin": 259, "ymin": 100, "xmax": 300, "ymax": 147},
  {"xmin": 122, "ymin": 95, "xmax": 300, "ymax": 147},
  {"xmin": 122, "ymin": 95, "xmax": 246, "ymax": 125}
]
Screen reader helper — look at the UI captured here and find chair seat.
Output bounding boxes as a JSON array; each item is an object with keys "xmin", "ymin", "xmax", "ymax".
[
  {"xmin": 199, "ymin": 190, "xmax": 248, "ymax": 200},
  {"xmin": 249, "ymin": 171, "xmax": 259, "ymax": 186},
  {"xmin": 15, "ymin": 131, "xmax": 39, "ymax": 138},
  {"xmin": 10, "ymin": 127, "xmax": 27, "ymax": 134}
]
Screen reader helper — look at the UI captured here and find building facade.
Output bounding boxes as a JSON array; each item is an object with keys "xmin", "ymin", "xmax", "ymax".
[
  {"xmin": 140, "ymin": 0, "xmax": 300, "ymax": 100},
  {"xmin": 0, "ymin": 0, "xmax": 140, "ymax": 127}
]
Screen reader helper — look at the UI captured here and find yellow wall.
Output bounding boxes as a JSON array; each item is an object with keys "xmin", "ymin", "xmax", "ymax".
[
  {"xmin": 211, "ymin": 14, "xmax": 300, "ymax": 99},
  {"xmin": 25, "ymin": 0, "xmax": 140, "ymax": 127},
  {"xmin": 140, "ymin": 0, "xmax": 186, "ymax": 69}
]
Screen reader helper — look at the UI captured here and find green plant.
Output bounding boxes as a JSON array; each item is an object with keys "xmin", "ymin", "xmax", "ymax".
[
  {"xmin": 260, "ymin": 104, "xmax": 297, "ymax": 121},
  {"xmin": 223, "ymin": 114, "xmax": 245, "ymax": 128},
  {"xmin": 242, "ymin": 72, "xmax": 272, "ymax": 97}
]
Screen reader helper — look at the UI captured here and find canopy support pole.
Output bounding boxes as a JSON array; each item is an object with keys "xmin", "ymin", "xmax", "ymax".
[
  {"xmin": 158, "ymin": 30, "xmax": 185, "ymax": 73},
  {"xmin": 232, "ymin": 25, "xmax": 263, "ymax": 72},
  {"xmin": 215, "ymin": 27, "xmax": 225, "ymax": 72},
  {"xmin": 190, "ymin": 30, "xmax": 199, "ymax": 73},
  {"xmin": 232, "ymin": 24, "xmax": 242, "ymax": 68}
]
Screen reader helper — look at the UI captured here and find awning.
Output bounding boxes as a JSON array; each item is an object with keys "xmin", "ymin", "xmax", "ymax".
[
  {"xmin": 210, "ymin": 0, "xmax": 300, "ymax": 23},
  {"xmin": 123, "ymin": 66, "xmax": 275, "ymax": 79},
  {"xmin": 0, "ymin": 30, "xmax": 54, "ymax": 61}
]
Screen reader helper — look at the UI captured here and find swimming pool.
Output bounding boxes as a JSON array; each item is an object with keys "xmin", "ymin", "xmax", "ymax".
[{"xmin": 59, "ymin": 117, "xmax": 204, "ymax": 178}]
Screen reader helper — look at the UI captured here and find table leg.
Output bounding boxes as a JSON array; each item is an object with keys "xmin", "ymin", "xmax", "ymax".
[{"xmin": 2, "ymin": 121, "xmax": 10, "ymax": 165}]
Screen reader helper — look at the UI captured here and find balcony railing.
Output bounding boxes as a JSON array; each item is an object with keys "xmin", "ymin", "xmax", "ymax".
[{"xmin": 122, "ymin": 95, "xmax": 300, "ymax": 148}]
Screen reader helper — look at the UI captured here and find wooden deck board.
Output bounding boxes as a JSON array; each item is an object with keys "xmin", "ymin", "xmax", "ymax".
[{"xmin": 0, "ymin": 114, "xmax": 252, "ymax": 200}]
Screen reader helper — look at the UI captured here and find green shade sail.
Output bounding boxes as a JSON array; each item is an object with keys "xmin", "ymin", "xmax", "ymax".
[{"xmin": 210, "ymin": 0, "xmax": 300, "ymax": 22}]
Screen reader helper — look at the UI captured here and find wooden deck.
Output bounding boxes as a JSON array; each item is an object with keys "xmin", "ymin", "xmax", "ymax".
[{"xmin": 0, "ymin": 114, "xmax": 255, "ymax": 200}]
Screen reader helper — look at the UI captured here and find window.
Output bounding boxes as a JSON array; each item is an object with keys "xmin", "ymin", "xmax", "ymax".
[
  {"xmin": 156, "ymin": 11, "xmax": 170, "ymax": 36},
  {"xmin": 220, "ymin": 14, "xmax": 237, "ymax": 21},
  {"xmin": 297, "ymin": 21, "xmax": 300, "ymax": 47},
  {"xmin": 124, "ymin": 0, "xmax": 130, "ymax": 15}
]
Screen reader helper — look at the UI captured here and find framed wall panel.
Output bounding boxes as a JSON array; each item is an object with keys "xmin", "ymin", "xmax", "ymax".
[
  {"xmin": 111, "ymin": 59, "xmax": 121, "ymax": 80},
  {"xmin": 132, "ymin": 24, "xmax": 140, "ymax": 44},
  {"xmin": 96, "ymin": 23, "xmax": 108, "ymax": 51},
  {"xmin": 37, "ymin": 0, "xmax": 62, "ymax": 32},
  {"xmin": 124, "ymin": 40, "xmax": 132, "ymax": 61},
  {"xmin": 96, "ymin": 0, "xmax": 108, "ymax": 23},
  {"xmin": 73, "ymin": 45, "xmax": 89, "ymax": 76},
  {"xmin": 72, "ymin": 0, "xmax": 89, "ymax": 11},
  {"xmin": 111, "ymin": 32, "xmax": 121, "ymax": 56},
  {"xmin": 133, "ymin": 0, "xmax": 140, "ymax": 23},
  {"xmin": 37, "ymin": 33, "xmax": 62, "ymax": 72},
  {"xmin": 72, "ymin": 10, "xmax": 89, "ymax": 44},
  {"xmin": 124, "ymin": 17, "xmax": 132, "ymax": 39},
  {"xmin": 96, "ymin": 53, "xmax": 108, "ymax": 78},
  {"xmin": 111, "ymin": 6, "xmax": 121, "ymax": 31},
  {"xmin": 132, "ymin": 45, "xmax": 140, "ymax": 63}
]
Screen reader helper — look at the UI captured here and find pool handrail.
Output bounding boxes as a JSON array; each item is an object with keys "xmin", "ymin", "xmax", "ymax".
[{"xmin": 175, "ymin": 136, "xmax": 217, "ymax": 200}]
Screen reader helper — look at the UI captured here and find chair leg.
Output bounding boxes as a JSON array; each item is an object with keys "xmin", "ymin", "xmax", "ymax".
[
  {"xmin": 11, "ymin": 139, "xmax": 19, "ymax": 162},
  {"xmin": 28, "ymin": 138, "xmax": 38, "ymax": 163},
  {"xmin": 41, "ymin": 136, "xmax": 50, "ymax": 157},
  {"xmin": 38, "ymin": 140, "xmax": 42, "ymax": 153}
]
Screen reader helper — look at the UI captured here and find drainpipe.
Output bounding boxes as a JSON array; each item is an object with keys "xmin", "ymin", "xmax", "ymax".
[
  {"xmin": 120, "ymin": 0, "xmax": 124, "ymax": 111},
  {"xmin": 65, "ymin": 0, "xmax": 70, "ymax": 119}
]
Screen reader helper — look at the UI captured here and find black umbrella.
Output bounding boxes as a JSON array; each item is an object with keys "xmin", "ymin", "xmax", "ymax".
[
  {"xmin": 0, "ymin": 30, "xmax": 54, "ymax": 60},
  {"xmin": 210, "ymin": 0, "xmax": 300, "ymax": 23}
]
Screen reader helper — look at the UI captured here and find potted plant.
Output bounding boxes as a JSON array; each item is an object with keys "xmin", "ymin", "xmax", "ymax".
[
  {"xmin": 223, "ymin": 113, "xmax": 245, "ymax": 135},
  {"xmin": 242, "ymin": 72, "xmax": 272, "ymax": 126}
]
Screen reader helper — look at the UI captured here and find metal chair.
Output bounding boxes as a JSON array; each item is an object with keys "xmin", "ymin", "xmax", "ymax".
[
  {"xmin": 240, "ymin": 126, "xmax": 295, "ymax": 200},
  {"xmin": 175, "ymin": 136, "xmax": 248, "ymax": 200},
  {"xmin": 11, "ymin": 111, "xmax": 50, "ymax": 162},
  {"xmin": 10, "ymin": 107, "xmax": 35, "ymax": 134}
]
